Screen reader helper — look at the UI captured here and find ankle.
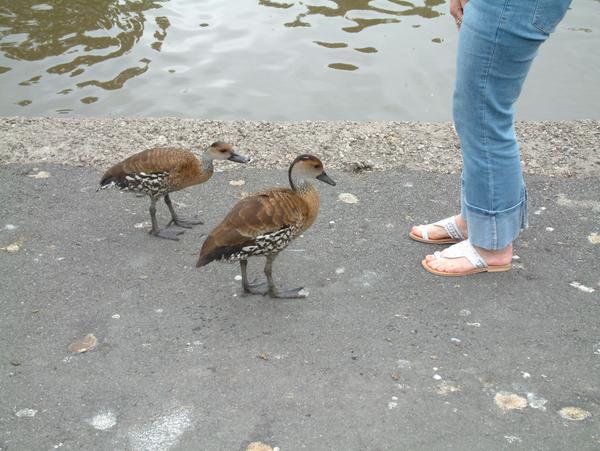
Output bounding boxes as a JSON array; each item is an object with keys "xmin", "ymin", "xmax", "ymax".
[{"xmin": 475, "ymin": 243, "xmax": 513, "ymax": 264}]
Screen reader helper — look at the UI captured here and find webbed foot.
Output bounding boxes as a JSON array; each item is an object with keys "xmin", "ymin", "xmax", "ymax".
[
  {"xmin": 243, "ymin": 279, "xmax": 269, "ymax": 295},
  {"xmin": 168, "ymin": 217, "xmax": 204, "ymax": 228},
  {"xmin": 150, "ymin": 228, "xmax": 184, "ymax": 241}
]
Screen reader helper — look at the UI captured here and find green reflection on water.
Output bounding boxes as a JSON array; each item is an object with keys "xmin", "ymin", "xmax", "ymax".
[
  {"xmin": 259, "ymin": 0, "xmax": 294, "ymax": 9},
  {"xmin": 80, "ymin": 96, "xmax": 98, "ymax": 104},
  {"xmin": 0, "ymin": 0, "xmax": 165, "ymax": 98},
  {"xmin": 0, "ymin": 0, "xmax": 449, "ymax": 112},
  {"xmin": 354, "ymin": 46, "xmax": 377, "ymax": 53},
  {"xmin": 328, "ymin": 62, "xmax": 358, "ymax": 71},
  {"xmin": 76, "ymin": 59, "xmax": 150, "ymax": 90},
  {"xmin": 314, "ymin": 41, "xmax": 348, "ymax": 49},
  {"xmin": 264, "ymin": 0, "xmax": 445, "ymax": 33}
]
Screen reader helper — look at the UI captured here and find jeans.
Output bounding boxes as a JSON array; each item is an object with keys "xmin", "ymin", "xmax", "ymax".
[{"xmin": 454, "ymin": 0, "xmax": 571, "ymax": 250}]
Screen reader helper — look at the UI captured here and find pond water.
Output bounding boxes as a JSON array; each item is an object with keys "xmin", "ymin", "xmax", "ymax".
[{"xmin": 0, "ymin": 0, "xmax": 598, "ymax": 120}]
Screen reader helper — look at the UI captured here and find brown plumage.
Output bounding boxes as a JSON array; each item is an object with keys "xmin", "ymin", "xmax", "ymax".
[
  {"xmin": 197, "ymin": 154, "xmax": 336, "ymax": 299},
  {"xmin": 98, "ymin": 142, "xmax": 249, "ymax": 240}
]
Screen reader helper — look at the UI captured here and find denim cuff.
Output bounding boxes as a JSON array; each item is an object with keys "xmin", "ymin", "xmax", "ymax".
[{"xmin": 461, "ymin": 186, "xmax": 528, "ymax": 250}]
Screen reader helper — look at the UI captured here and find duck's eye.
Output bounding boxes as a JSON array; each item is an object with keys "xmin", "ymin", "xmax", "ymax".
[{"xmin": 220, "ymin": 149, "xmax": 227, "ymax": 153}]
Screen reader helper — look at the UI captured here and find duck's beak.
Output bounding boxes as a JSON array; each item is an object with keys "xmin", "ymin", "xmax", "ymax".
[
  {"xmin": 317, "ymin": 171, "xmax": 336, "ymax": 186},
  {"xmin": 228, "ymin": 152, "xmax": 251, "ymax": 164}
]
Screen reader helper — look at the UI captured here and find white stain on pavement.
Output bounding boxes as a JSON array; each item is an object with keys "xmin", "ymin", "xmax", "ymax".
[
  {"xmin": 15, "ymin": 408, "xmax": 37, "ymax": 418},
  {"xmin": 28, "ymin": 170, "xmax": 50, "ymax": 179},
  {"xmin": 504, "ymin": 435, "xmax": 522, "ymax": 444},
  {"xmin": 337, "ymin": 193, "xmax": 359, "ymax": 204},
  {"xmin": 396, "ymin": 359, "xmax": 412, "ymax": 369},
  {"xmin": 128, "ymin": 406, "xmax": 193, "ymax": 451},
  {"xmin": 526, "ymin": 393, "xmax": 547, "ymax": 411},
  {"xmin": 570, "ymin": 281, "xmax": 595, "ymax": 293},
  {"xmin": 134, "ymin": 221, "xmax": 151, "ymax": 229},
  {"xmin": 557, "ymin": 193, "xmax": 600, "ymax": 213},
  {"xmin": 436, "ymin": 381, "xmax": 460, "ymax": 395},
  {"xmin": 588, "ymin": 233, "xmax": 600, "ymax": 244},
  {"xmin": 1, "ymin": 237, "xmax": 24, "ymax": 253},
  {"xmin": 87, "ymin": 411, "xmax": 117, "ymax": 430}
]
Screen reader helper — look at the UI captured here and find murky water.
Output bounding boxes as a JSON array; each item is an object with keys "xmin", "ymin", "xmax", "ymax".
[{"xmin": 0, "ymin": 0, "xmax": 598, "ymax": 120}]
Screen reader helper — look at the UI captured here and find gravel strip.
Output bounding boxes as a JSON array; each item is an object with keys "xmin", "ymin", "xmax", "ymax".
[{"xmin": 1, "ymin": 117, "xmax": 598, "ymax": 177}]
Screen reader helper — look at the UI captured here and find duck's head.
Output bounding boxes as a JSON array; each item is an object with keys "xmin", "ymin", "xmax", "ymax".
[
  {"xmin": 206, "ymin": 142, "xmax": 250, "ymax": 163},
  {"xmin": 289, "ymin": 154, "xmax": 336, "ymax": 191}
]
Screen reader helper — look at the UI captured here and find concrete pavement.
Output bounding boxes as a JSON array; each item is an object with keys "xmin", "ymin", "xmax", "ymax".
[{"xmin": 1, "ymin": 163, "xmax": 599, "ymax": 450}]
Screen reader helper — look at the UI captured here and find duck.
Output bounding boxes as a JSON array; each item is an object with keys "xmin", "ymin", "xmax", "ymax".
[
  {"xmin": 196, "ymin": 154, "xmax": 336, "ymax": 299},
  {"xmin": 98, "ymin": 142, "xmax": 250, "ymax": 240}
]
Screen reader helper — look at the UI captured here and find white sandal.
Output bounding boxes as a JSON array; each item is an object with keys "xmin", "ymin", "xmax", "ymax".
[
  {"xmin": 421, "ymin": 240, "xmax": 512, "ymax": 276},
  {"xmin": 409, "ymin": 216, "xmax": 466, "ymax": 244}
]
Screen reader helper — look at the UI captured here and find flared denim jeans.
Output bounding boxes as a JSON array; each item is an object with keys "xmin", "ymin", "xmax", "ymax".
[{"xmin": 454, "ymin": 0, "xmax": 571, "ymax": 249}]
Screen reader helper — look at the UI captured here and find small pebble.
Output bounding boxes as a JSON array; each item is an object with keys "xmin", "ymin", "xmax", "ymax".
[
  {"xmin": 494, "ymin": 392, "xmax": 527, "ymax": 411},
  {"xmin": 558, "ymin": 406, "xmax": 591, "ymax": 421},
  {"xmin": 338, "ymin": 193, "xmax": 359, "ymax": 204},
  {"xmin": 68, "ymin": 334, "xmax": 97, "ymax": 353}
]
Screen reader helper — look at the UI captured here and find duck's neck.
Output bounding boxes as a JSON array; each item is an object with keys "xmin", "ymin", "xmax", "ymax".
[
  {"xmin": 201, "ymin": 153, "xmax": 215, "ymax": 174},
  {"xmin": 290, "ymin": 177, "xmax": 314, "ymax": 195},
  {"xmin": 289, "ymin": 176, "xmax": 320, "ymax": 229}
]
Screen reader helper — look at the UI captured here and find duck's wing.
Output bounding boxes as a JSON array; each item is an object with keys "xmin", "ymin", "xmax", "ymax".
[
  {"xmin": 98, "ymin": 148, "xmax": 192, "ymax": 189},
  {"xmin": 197, "ymin": 189, "xmax": 306, "ymax": 266}
]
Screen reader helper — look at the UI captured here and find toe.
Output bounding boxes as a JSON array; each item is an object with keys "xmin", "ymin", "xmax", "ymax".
[{"xmin": 411, "ymin": 226, "xmax": 423, "ymax": 238}]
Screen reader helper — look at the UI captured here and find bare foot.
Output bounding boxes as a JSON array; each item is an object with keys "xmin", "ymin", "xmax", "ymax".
[
  {"xmin": 425, "ymin": 243, "xmax": 513, "ymax": 274},
  {"xmin": 411, "ymin": 215, "xmax": 468, "ymax": 241}
]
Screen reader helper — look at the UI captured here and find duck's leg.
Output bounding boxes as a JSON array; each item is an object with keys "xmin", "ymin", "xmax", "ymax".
[
  {"xmin": 164, "ymin": 193, "xmax": 204, "ymax": 228},
  {"xmin": 148, "ymin": 196, "xmax": 183, "ymax": 240},
  {"xmin": 264, "ymin": 255, "xmax": 307, "ymax": 299},
  {"xmin": 240, "ymin": 260, "xmax": 268, "ymax": 295}
]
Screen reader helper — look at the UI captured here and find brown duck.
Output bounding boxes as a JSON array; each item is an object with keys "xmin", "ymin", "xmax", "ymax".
[
  {"xmin": 197, "ymin": 154, "xmax": 336, "ymax": 298},
  {"xmin": 98, "ymin": 142, "xmax": 249, "ymax": 240}
]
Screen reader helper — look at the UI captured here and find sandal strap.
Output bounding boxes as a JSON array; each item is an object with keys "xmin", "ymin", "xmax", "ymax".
[
  {"xmin": 434, "ymin": 241, "xmax": 487, "ymax": 269},
  {"xmin": 433, "ymin": 216, "xmax": 465, "ymax": 241},
  {"xmin": 418, "ymin": 225, "xmax": 429, "ymax": 241}
]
